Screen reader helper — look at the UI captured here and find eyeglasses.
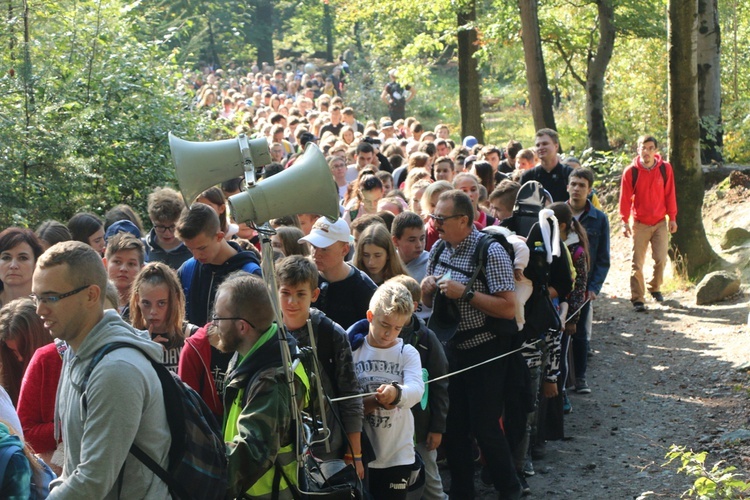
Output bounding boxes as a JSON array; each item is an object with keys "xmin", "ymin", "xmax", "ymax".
[
  {"xmin": 30, "ymin": 284, "xmax": 91, "ymax": 307},
  {"xmin": 429, "ymin": 214, "xmax": 464, "ymax": 225},
  {"xmin": 154, "ymin": 224, "xmax": 176, "ymax": 234},
  {"xmin": 210, "ymin": 315, "xmax": 256, "ymax": 330}
]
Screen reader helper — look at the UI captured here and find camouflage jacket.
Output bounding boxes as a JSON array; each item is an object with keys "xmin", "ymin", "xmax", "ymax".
[{"xmin": 223, "ymin": 326, "xmax": 306, "ymax": 499}]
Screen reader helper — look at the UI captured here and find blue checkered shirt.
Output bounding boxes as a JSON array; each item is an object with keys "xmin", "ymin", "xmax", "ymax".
[{"xmin": 427, "ymin": 228, "xmax": 515, "ymax": 348}]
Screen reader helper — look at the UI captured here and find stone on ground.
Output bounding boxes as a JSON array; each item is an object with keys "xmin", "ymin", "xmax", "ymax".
[{"xmin": 694, "ymin": 271, "xmax": 741, "ymax": 305}]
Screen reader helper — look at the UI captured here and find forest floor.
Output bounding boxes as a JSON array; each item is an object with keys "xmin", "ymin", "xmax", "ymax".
[{"xmin": 441, "ymin": 177, "xmax": 750, "ymax": 498}]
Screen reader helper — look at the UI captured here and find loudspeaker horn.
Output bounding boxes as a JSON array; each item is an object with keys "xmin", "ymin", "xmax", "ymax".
[
  {"xmin": 169, "ymin": 132, "xmax": 272, "ymax": 205},
  {"xmin": 228, "ymin": 143, "xmax": 339, "ymax": 226}
]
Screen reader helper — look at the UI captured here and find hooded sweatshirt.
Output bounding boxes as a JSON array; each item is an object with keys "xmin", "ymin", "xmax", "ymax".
[
  {"xmin": 178, "ymin": 241, "xmax": 262, "ymax": 325},
  {"xmin": 141, "ymin": 228, "xmax": 193, "ymax": 270},
  {"xmin": 619, "ymin": 153, "xmax": 678, "ymax": 226},
  {"xmin": 49, "ymin": 310, "xmax": 170, "ymax": 499}
]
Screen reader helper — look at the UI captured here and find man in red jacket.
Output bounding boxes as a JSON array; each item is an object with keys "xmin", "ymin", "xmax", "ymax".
[{"xmin": 619, "ymin": 135, "xmax": 678, "ymax": 312}]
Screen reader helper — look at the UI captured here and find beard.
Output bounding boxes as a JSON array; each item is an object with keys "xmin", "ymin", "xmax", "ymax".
[{"xmin": 210, "ymin": 323, "xmax": 240, "ymax": 353}]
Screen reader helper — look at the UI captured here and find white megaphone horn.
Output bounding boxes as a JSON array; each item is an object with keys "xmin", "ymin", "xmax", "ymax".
[
  {"xmin": 228, "ymin": 143, "xmax": 339, "ymax": 226},
  {"xmin": 169, "ymin": 132, "xmax": 272, "ymax": 205}
]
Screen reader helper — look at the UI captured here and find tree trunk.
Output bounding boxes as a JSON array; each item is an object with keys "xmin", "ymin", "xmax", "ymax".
[
  {"xmin": 457, "ymin": 0, "xmax": 484, "ymax": 143},
  {"xmin": 668, "ymin": 0, "xmax": 718, "ymax": 278},
  {"xmin": 585, "ymin": 0, "xmax": 615, "ymax": 151},
  {"xmin": 253, "ymin": 2, "xmax": 275, "ymax": 66},
  {"xmin": 518, "ymin": 0, "xmax": 556, "ymax": 132},
  {"xmin": 697, "ymin": 0, "xmax": 722, "ymax": 164},
  {"xmin": 323, "ymin": 2, "xmax": 334, "ymax": 62}
]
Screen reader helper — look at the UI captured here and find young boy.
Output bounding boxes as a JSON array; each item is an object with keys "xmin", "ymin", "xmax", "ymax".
[
  {"xmin": 104, "ymin": 233, "xmax": 145, "ymax": 319},
  {"xmin": 391, "ymin": 211, "xmax": 431, "ymax": 321},
  {"xmin": 346, "ymin": 281, "xmax": 425, "ymax": 500},
  {"xmin": 175, "ymin": 203, "xmax": 261, "ymax": 421},
  {"xmin": 142, "ymin": 187, "xmax": 192, "ymax": 269},
  {"xmin": 176, "ymin": 203, "xmax": 261, "ymax": 326},
  {"xmin": 275, "ymin": 255, "xmax": 364, "ymax": 478},
  {"xmin": 389, "ymin": 275, "xmax": 449, "ymax": 500}
]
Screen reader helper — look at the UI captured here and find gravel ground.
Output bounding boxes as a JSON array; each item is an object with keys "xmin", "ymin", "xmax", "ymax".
[{"xmin": 438, "ymin": 190, "xmax": 750, "ymax": 499}]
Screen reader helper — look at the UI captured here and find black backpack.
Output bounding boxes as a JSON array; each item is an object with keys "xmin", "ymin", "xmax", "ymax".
[
  {"xmin": 81, "ymin": 342, "xmax": 228, "ymax": 500},
  {"xmin": 630, "ymin": 163, "xmax": 667, "ymax": 190}
]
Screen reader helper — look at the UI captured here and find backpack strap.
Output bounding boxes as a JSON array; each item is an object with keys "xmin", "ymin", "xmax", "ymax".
[
  {"xmin": 0, "ymin": 443, "xmax": 23, "ymax": 490},
  {"xmin": 80, "ymin": 342, "xmax": 192, "ymax": 500},
  {"xmin": 631, "ymin": 163, "xmax": 667, "ymax": 192}
]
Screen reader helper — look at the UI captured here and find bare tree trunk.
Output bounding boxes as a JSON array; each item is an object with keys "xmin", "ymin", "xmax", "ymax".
[
  {"xmin": 668, "ymin": 0, "xmax": 718, "ymax": 278},
  {"xmin": 518, "ymin": 0, "xmax": 556, "ymax": 132},
  {"xmin": 585, "ymin": 0, "xmax": 615, "ymax": 151},
  {"xmin": 254, "ymin": 2, "xmax": 275, "ymax": 66},
  {"xmin": 323, "ymin": 2, "xmax": 334, "ymax": 62},
  {"xmin": 457, "ymin": 0, "xmax": 484, "ymax": 143},
  {"xmin": 697, "ymin": 0, "xmax": 723, "ymax": 163}
]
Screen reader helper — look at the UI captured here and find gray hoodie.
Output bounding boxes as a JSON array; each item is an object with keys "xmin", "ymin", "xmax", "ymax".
[{"xmin": 49, "ymin": 310, "xmax": 171, "ymax": 499}]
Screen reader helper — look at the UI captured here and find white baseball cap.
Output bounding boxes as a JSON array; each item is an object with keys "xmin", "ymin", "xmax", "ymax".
[{"xmin": 298, "ymin": 218, "xmax": 353, "ymax": 248}]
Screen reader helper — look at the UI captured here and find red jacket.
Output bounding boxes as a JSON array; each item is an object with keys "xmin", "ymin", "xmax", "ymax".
[
  {"xmin": 619, "ymin": 154, "xmax": 677, "ymax": 226},
  {"xmin": 178, "ymin": 325, "xmax": 223, "ymax": 419},
  {"xmin": 17, "ymin": 343, "xmax": 62, "ymax": 453}
]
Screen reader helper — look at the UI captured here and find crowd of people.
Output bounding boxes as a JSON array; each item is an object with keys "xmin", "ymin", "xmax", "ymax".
[{"xmin": 0, "ymin": 59, "xmax": 680, "ymax": 499}]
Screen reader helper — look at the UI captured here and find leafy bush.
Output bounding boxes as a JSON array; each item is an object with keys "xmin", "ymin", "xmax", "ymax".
[{"xmin": 664, "ymin": 445, "xmax": 750, "ymax": 499}]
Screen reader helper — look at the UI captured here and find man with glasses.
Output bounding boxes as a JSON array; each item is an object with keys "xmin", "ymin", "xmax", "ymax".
[
  {"xmin": 619, "ymin": 135, "xmax": 677, "ymax": 312},
  {"xmin": 421, "ymin": 190, "xmax": 523, "ymax": 499},
  {"xmin": 213, "ymin": 272, "xmax": 308, "ymax": 498},
  {"xmin": 32, "ymin": 241, "xmax": 171, "ymax": 498},
  {"xmin": 142, "ymin": 187, "xmax": 192, "ymax": 269}
]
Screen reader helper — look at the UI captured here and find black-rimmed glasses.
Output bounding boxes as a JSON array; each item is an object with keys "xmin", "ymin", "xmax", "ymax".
[
  {"xmin": 154, "ymin": 224, "xmax": 176, "ymax": 234},
  {"xmin": 210, "ymin": 315, "xmax": 256, "ymax": 330},
  {"xmin": 30, "ymin": 284, "xmax": 91, "ymax": 307},
  {"xmin": 429, "ymin": 213, "xmax": 464, "ymax": 225}
]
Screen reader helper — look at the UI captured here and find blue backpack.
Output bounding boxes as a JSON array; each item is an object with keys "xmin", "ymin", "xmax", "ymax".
[
  {"xmin": 81, "ymin": 342, "xmax": 228, "ymax": 500},
  {"xmin": 0, "ymin": 432, "xmax": 56, "ymax": 499}
]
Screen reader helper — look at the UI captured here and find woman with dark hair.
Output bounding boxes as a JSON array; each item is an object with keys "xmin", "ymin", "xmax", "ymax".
[
  {"xmin": 0, "ymin": 298, "xmax": 53, "ymax": 406},
  {"xmin": 471, "ymin": 160, "xmax": 496, "ymax": 195},
  {"xmin": 67, "ymin": 212, "xmax": 105, "ymax": 255},
  {"xmin": 35, "ymin": 220, "xmax": 72, "ymax": 251},
  {"xmin": 195, "ymin": 186, "xmax": 238, "ymax": 239},
  {"xmin": 0, "ymin": 228, "xmax": 44, "ymax": 308},
  {"xmin": 104, "ymin": 204, "xmax": 144, "ymax": 233}
]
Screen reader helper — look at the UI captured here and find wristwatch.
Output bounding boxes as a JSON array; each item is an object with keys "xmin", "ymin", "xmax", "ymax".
[{"xmin": 465, "ymin": 289, "xmax": 475, "ymax": 302}]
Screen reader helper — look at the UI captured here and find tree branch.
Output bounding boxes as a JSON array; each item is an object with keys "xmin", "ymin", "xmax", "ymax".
[{"xmin": 553, "ymin": 40, "xmax": 585, "ymax": 87}]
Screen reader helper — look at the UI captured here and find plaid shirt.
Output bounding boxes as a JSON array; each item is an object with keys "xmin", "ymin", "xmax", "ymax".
[{"xmin": 428, "ymin": 228, "xmax": 515, "ymax": 348}]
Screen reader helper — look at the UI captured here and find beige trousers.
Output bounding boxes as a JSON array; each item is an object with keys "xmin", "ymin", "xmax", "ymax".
[{"xmin": 630, "ymin": 219, "xmax": 669, "ymax": 303}]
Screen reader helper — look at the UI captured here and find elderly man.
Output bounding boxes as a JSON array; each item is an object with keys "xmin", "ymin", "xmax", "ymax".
[{"xmin": 421, "ymin": 190, "xmax": 522, "ymax": 499}]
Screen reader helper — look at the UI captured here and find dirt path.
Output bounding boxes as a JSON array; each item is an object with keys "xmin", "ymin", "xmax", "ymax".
[{"xmin": 515, "ymin": 225, "xmax": 750, "ymax": 498}]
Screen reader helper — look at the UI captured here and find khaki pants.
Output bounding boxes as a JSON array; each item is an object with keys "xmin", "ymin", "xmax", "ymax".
[{"xmin": 630, "ymin": 219, "xmax": 669, "ymax": 303}]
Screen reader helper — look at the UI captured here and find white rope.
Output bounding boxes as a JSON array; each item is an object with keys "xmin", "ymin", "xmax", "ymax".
[{"xmin": 329, "ymin": 339, "xmax": 540, "ymax": 403}]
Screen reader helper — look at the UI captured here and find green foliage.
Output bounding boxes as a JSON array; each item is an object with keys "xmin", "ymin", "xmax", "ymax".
[
  {"xmin": 664, "ymin": 445, "xmax": 750, "ymax": 499},
  {"xmin": 0, "ymin": 0, "xmax": 198, "ymax": 228}
]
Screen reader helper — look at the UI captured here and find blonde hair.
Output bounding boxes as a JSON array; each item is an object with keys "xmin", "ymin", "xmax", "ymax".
[{"xmin": 368, "ymin": 281, "xmax": 414, "ymax": 318}]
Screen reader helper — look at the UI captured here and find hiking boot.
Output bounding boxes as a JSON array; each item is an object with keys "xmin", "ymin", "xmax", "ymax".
[
  {"xmin": 651, "ymin": 291, "xmax": 664, "ymax": 302},
  {"xmin": 575, "ymin": 379, "xmax": 591, "ymax": 394},
  {"xmin": 633, "ymin": 301, "xmax": 647, "ymax": 312},
  {"xmin": 563, "ymin": 392, "xmax": 572, "ymax": 414},
  {"xmin": 522, "ymin": 457, "xmax": 535, "ymax": 477},
  {"xmin": 519, "ymin": 476, "xmax": 531, "ymax": 496}
]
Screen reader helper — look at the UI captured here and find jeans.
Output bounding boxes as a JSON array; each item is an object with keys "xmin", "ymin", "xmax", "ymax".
[{"xmin": 572, "ymin": 301, "xmax": 592, "ymax": 380}]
